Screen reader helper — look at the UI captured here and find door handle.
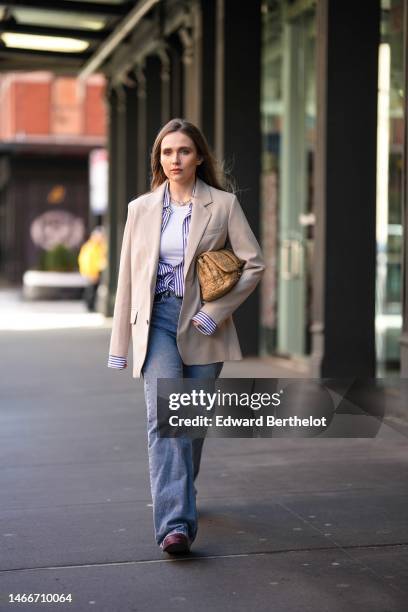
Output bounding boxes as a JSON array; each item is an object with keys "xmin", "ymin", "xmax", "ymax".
[{"xmin": 281, "ymin": 239, "xmax": 304, "ymax": 280}]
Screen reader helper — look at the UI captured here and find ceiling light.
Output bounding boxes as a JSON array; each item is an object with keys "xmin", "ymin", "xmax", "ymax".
[{"xmin": 0, "ymin": 32, "xmax": 89, "ymax": 53}]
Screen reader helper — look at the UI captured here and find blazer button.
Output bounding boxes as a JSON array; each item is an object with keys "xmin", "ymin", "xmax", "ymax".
[{"xmin": 146, "ymin": 319, "xmax": 149, "ymax": 324}]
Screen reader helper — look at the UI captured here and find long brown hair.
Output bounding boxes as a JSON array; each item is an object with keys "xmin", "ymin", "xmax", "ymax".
[{"xmin": 150, "ymin": 118, "xmax": 232, "ymax": 192}]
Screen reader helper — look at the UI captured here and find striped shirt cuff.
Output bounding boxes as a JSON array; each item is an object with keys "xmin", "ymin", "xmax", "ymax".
[
  {"xmin": 192, "ymin": 311, "xmax": 218, "ymax": 335},
  {"xmin": 108, "ymin": 355, "xmax": 127, "ymax": 369}
]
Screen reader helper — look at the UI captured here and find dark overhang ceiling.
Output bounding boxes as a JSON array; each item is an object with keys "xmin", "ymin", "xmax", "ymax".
[{"xmin": 0, "ymin": 0, "xmax": 142, "ymax": 75}]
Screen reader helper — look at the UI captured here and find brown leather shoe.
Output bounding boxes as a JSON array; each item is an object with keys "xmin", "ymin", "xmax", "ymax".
[{"xmin": 161, "ymin": 532, "xmax": 190, "ymax": 554}]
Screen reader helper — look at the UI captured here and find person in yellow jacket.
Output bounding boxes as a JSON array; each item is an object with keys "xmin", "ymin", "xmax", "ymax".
[{"xmin": 78, "ymin": 226, "xmax": 107, "ymax": 311}]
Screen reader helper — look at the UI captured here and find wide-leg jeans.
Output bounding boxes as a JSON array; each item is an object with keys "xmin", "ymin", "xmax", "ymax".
[{"xmin": 141, "ymin": 289, "xmax": 223, "ymax": 547}]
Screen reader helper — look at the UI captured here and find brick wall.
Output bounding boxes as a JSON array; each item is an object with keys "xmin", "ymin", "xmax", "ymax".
[{"xmin": 0, "ymin": 72, "xmax": 106, "ymax": 140}]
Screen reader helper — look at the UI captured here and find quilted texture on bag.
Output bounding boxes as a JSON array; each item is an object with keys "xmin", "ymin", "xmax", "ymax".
[{"xmin": 197, "ymin": 248, "xmax": 245, "ymax": 302}]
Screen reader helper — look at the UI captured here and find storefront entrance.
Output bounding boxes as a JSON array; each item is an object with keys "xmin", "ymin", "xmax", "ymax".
[
  {"xmin": 260, "ymin": 0, "xmax": 316, "ymax": 359},
  {"xmin": 277, "ymin": 5, "xmax": 316, "ymax": 357}
]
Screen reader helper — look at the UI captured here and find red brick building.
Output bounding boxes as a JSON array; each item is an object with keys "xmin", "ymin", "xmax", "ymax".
[{"xmin": 0, "ymin": 72, "xmax": 106, "ymax": 282}]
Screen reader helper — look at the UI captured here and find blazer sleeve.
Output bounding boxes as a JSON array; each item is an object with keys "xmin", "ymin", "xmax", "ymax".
[
  {"xmin": 199, "ymin": 195, "xmax": 265, "ymax": 326},
  {"xmin": 108, "ymin": 204, "xmax": 134, "ymax": 360}
]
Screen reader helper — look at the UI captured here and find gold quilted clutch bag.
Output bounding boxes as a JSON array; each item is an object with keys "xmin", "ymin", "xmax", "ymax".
[{"xmin": 196, "ymin": 248, "xmax": 245, "ymax": 302}]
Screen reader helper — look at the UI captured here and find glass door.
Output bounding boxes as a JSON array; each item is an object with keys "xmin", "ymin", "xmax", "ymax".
[
  {"xmin": 376, "ymin": 0, "xmax": 404, "ymax": 375},
  {"xmin": 277, "ymin": 5, "xmax": 316, "ymax": 357}
]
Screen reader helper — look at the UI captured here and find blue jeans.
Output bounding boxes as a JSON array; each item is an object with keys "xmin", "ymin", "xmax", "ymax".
[{"xmin": 141, "ymin": 289, "xmax": 223, "ymax": 547}]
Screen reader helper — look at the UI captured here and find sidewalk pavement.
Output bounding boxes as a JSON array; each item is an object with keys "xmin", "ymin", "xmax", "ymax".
[{"xmin": 0, "ymin": 298, "xmax": 407, "ymax": 611}]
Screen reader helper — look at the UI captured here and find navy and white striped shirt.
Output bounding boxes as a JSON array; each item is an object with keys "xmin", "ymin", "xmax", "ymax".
[{"xmin": 108, "ymin": 180, "xmax": 217, "ymax": 370}]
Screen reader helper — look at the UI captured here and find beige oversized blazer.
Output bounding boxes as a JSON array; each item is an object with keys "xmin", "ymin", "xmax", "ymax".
[{"xmin": 108, "ymin": 177, "xmax": 265, "ymax": 378}]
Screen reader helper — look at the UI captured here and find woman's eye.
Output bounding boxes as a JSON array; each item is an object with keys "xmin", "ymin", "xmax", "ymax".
[{"xmin": 162, "ymin": 150, "xmax": 190, "ymax": 155}]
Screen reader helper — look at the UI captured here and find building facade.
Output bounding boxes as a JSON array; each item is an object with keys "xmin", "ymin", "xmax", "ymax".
[
  {"xmin": 0, "ymin": 72, "xmax": 106, "ymax": 281},
  {"xmin": 96, "ymin": 0, "xmax": 398, "ymax": 376},
  {"xmin": 1, "ymin": 0, "xmax": 407, "ymax": 377}
]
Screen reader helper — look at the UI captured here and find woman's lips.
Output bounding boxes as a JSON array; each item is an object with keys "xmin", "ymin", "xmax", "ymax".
[{"xmin": 171, "ymin": 169, "xmax": 182, "ymax": 173}]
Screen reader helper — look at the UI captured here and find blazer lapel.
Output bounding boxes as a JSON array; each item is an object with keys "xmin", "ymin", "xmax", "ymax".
[
  {"xmin": 139, "ymin": 181, "xmax": 167, "ymax": 293},
  {"xmin": 183, "ymin": 177, "xmax": 213, "ymax": 281}
]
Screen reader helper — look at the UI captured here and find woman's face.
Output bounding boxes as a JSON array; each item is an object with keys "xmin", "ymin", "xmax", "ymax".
[{"xmin": 160, "ymin": 131, "xmax": 202, "ymax": 185}]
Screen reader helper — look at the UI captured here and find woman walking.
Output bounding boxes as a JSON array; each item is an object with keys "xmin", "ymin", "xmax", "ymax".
[{"xmin": 107, "ymin": 118, "xmax": 265, "ymax": 554}]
